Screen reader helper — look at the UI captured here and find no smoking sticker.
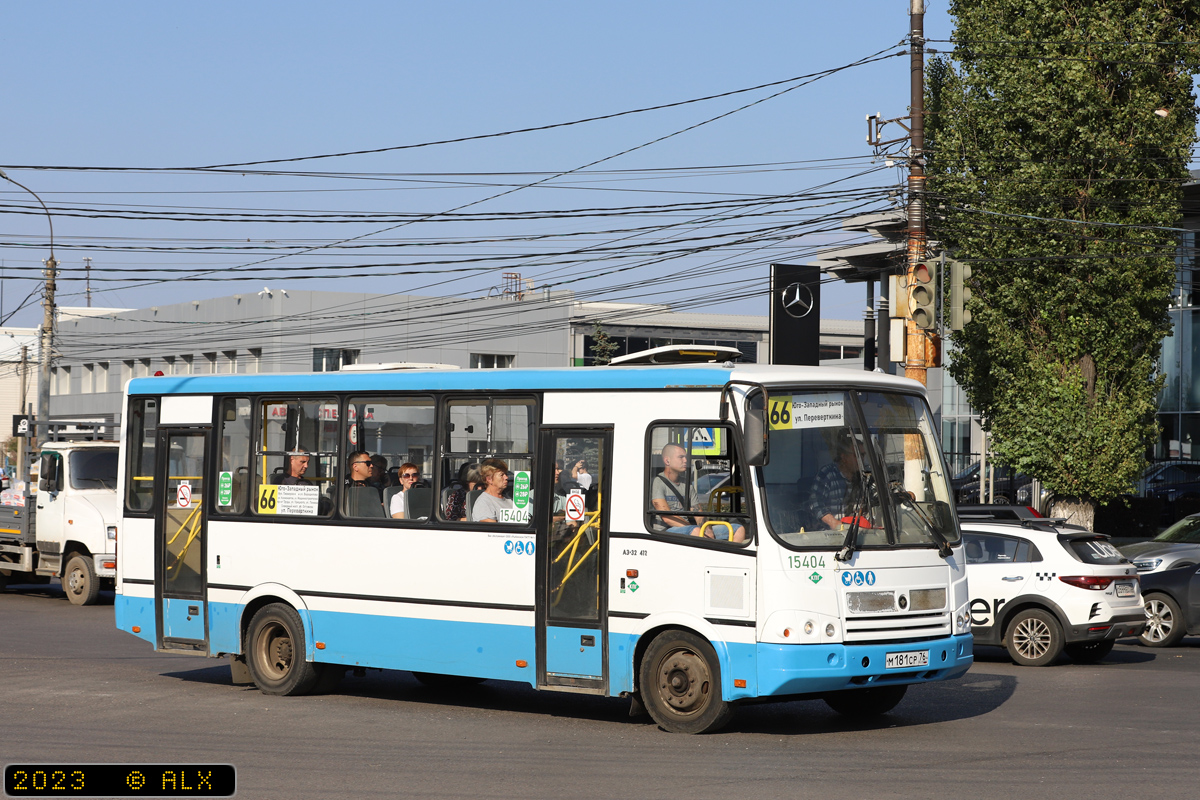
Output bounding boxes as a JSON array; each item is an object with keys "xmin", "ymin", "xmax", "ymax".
[
  {"xmin": 565, "ymin": 493, "xmax": 586, "ymax": 522},
  {"xmin": 176, "ymin": 482, "xmax": 192, "ymax": 508}
]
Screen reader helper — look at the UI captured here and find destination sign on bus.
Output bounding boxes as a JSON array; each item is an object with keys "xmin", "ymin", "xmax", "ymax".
[{"xmin": 768, "ymin": 393, "xmax": 844, "ymax": 430}]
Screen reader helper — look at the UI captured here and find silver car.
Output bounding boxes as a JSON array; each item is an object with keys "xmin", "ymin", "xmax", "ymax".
[{"xmin": 1118, "ymin": 514, "xmax": 1200, "ymax": 574}]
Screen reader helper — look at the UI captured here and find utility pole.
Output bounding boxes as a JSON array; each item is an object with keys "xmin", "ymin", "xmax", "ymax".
[
  {"xmin": 905, "ymin": 0, "xmax": 934, "ymax": 386},
  {"xmin": 83, "ymin": 256, "xmax": 92, "ymax": 308},
  {"xmin": 16, "ymin": 345, "xmax": 28, "ymax": 483},
  {"xmin": 39, "ymin": 255, "xmax": 57, "ymax": 448}
]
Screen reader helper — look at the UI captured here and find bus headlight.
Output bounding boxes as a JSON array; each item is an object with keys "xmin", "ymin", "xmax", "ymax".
[
  {"xmin": 825, "ymin": 623, "xmax": 835, "ymax": 637},
  {"xmin": 956, "ymin": 612, "xmax": 970, "ymax": 633}
]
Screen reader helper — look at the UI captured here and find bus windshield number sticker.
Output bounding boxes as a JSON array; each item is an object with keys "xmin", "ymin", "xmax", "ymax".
[{"xmin": 769, "ymin": 393, "xmax": 844, "ymax": 430}]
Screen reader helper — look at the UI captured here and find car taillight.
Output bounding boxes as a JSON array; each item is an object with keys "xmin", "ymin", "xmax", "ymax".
[{"xmin": 1059, "ymin": 575, "xmax": 1114, "ymax": 590}]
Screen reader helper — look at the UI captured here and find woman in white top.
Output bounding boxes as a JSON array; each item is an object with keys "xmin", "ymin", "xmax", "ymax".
[{"xmin": 472, "ymin": 459, "xmax": 514, "ymax": 523}]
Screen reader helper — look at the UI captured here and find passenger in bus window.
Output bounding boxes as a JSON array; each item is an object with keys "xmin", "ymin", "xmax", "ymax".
[
  {"xmin": 473, "ymin": 459, "xmax": 514, "ymax": 523},
  {"xmin": 652, "ymin": 444, "xmax": 744, "ymax": 542},
  {"xmin": 346, "ymin": 451, "xmax": 378, "ymax": 492},
  {"xmin": 280, "ymin": 454, "xmax": 312, "ymax": 486},
  {"xmin": 369, "ymin": 455, "xmax": 391, "ymax": 490},
  {"xmin": 389, "ymin": 462, "xmax": 421, "ymax": 518}
]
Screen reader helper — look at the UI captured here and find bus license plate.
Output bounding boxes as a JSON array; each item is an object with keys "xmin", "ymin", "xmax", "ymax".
[
  {"xmin": 885, "ymin": 650, "xmax": 928, "ymax": 669},
  {"xmin": 1116, "ymin": 583, "xmax": 1135, "ymax": 597}
]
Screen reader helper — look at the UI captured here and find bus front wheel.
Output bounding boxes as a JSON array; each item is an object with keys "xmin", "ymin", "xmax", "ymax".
[
  {"xmin": 639, "ymin": 630, "xmax": 733, "ymax": 734},
  {"xmin": 245, "ymin": 603, "xmax": 322, "ymax": 696}
]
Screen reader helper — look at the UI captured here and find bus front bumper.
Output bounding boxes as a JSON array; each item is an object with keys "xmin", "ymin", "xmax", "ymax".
[{"xmin": 756, "ymin": 633, "xmax": 973, "ymax": 697}]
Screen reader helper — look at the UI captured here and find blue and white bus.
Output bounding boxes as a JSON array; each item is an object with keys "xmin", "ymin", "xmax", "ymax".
[{"xmin": 114, "ymin": 351, "xmax": 972, "ymax": 733}]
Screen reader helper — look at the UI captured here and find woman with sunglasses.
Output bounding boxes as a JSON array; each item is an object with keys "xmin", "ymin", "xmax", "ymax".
[{"xmin": 389, "ymin": 462, "xmax": 423, "ymax": 519}]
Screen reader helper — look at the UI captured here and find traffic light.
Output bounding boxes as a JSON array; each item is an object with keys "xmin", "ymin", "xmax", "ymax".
[
  {"xmin": 949, "ymin": 259, "xmax": 973, "ymax": 331},
  {"xmin": 910, "ymin": 259, "xmax": 938, "ymax": 330}
]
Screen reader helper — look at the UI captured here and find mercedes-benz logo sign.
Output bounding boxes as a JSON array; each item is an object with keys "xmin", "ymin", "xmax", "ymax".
[{"xmin": 781, "ymin": 282, "xmax": 814, "ymax": 318}]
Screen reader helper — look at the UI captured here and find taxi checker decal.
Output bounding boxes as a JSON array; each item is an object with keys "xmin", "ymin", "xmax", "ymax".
[{"xmin": 840, "ymin": 570, "xmax": 876, "ymax": 587}]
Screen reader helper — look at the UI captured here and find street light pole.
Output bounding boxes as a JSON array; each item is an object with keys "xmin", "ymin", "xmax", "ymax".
[{"xmin": 0, "ymin": 169, "xmax": 58, "ymax": 448}]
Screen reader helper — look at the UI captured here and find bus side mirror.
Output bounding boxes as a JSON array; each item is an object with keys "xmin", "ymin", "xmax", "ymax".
[{"xmin": 744, "ymin": 404, "xmax": 768, "ymax": 466}]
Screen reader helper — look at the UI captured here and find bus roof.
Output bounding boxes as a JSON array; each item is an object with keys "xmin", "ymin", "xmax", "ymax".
[{"xmin": 127, "ymin": 363, "xmax": 925, "ymax": 396}]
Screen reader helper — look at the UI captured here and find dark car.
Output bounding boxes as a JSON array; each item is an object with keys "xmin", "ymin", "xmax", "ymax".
[
  {"xmin": 956, "ymin": 504, "xmax": 1044, "ymax": 522},
  {"xmin": 1138, "ymin": 461, "xmax": 1200, "ymax": 524},
  {"xmin": 1117, "ymin": 513, "xmax": 1200, "ymax": 574},
  {"xmin": 1136, "ymin": 564, "xmax": 1200, "ymax": 647},
  {"xmin": 951, "ymin": 462, "xmax": 1027, "ymax": 505}
]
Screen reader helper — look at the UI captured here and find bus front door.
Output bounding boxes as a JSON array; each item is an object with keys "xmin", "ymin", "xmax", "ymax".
[
  {"xmin": 536, "ymin": 429, "xmax": 611, "ymax": 692},
  {"xmin": 154, "ymin": 428, "xmax": 210, "ymax": 652}
]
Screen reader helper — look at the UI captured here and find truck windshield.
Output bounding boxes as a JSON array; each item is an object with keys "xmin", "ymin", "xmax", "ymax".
[
  {"xmin": 759, "ymin": 389, "xmax": 959, "ymax": 550},
  {"xmin": 70, "ymin": 449, "xmax": 119, "ymax": 491}
]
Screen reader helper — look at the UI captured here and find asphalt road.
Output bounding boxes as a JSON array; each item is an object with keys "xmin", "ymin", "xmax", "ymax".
[{"xmin": 2, "ymin": 583, "xmax": 1196, "ymax": 800}]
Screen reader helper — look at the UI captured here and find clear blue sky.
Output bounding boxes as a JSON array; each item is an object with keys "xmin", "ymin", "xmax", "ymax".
[{"xmin": 0, "ymin": 2, "xmax": 1134, "ymax": 329}]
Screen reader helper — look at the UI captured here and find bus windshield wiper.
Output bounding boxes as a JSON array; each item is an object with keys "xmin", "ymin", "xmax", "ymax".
[
  {"xmin": 893, "ymin": 489, "xmax": 953, "ymax": 559},
  {"xmin": 835, "ymin": 496, "xmax": 866, "ymax": 563}
]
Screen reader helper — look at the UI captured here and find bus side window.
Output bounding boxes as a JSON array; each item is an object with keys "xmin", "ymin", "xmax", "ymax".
[
  {"xmin": 254, "ymin": 399, "xmax": 339, "ymax": 518},
  {"xmin": 441, "ymin": 396, "xmax": 536, "ymax": 524},
  {"xmin": 125, "ymin": 397, "xmax": 158, "ymax": 513},
  {"xmin": 644, "ymin": 423, "xmax": 748, "ymax": 544},
  {"xmin": 214, "ymin": 398, "xmax": 251, "ymax": 515}
]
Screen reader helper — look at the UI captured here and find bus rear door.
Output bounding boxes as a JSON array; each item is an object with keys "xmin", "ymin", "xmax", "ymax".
[
  {"xmin": 154, "ymin": 428, "xmax": 210, "ymax": 652},
  {"xmin": 536, "ymin": 429, "xmax": 612, "ymax": 692}
]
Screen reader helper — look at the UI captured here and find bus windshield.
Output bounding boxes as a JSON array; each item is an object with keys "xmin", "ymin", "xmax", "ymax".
[{"xmin": 759, "ymin": 389, "xmax": 959, "ymax": 550}]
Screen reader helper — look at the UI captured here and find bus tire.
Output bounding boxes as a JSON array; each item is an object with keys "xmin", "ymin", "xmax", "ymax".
[
  {"xmin": 63, "ymin": 553, "xmax": 100, "ymax": 606},
  {"xmin": 245, "ymin": 603, "xmax": 321, "ymax": 696},
  {"xmin": 824, "ymin": 684, "xmax": 907, "ymax": 718},
  {"xmin": 639, "ymin": 630, "xmax": 733, "ymax": 734}
]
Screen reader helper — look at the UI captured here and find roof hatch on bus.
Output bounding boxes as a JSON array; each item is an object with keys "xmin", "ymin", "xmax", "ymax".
[{"xmin": 608, "ymin": 344, "xmax": 744, "ymax": 366}]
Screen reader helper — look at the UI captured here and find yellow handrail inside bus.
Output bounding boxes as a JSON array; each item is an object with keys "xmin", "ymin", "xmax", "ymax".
[
  {"xmin": 165, "ymin": 501, "xmax": 203, "ymax": 577},
  {"xmin": 551, "ymin": 508, "xmax": 601, "ymax": 605},
  {"xmin": 706, "ymin": 485, "xmax": 742, "ymax": 513}
]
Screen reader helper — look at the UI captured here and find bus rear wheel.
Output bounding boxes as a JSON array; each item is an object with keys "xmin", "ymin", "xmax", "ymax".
[
  {"xmin": 245, "ymin": 603, "xmax": 321, "ymax": 696},
  {"xmin": 639, "ymin": 630, "xmax": 733, "ymax": 734}
]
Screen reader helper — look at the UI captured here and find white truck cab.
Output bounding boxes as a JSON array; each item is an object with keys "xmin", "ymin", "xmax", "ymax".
[{"xmin": 0, "ymin": 440, "xmax": 120, "ymax": 605}]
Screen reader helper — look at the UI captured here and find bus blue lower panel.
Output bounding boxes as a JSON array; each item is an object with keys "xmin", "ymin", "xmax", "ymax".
[
  {"xmin": 115, "ymin": 595, "xmax": 157, "ymax": 646},
  {"xmin": 305, "ymin": 608, "xmax": 537, "ymax": 684},
  {"xmin": 757, "ymin": 634, "xmax": 974, "ymax": 697}
]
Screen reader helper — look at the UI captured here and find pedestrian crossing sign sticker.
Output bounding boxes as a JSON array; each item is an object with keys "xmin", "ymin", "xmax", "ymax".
[{"xmin": 690, "ymin": 427, "xmax": 722, "ymax": 456}]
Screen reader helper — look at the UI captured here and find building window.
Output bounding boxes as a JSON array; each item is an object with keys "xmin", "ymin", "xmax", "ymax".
[
  {"xmin": 313, "ymin": 348, "xmax": 359, "ymax": 372},
  {"xmin": 470, "ymin": 353, "xmax": 514, "ymax": 369},
  {"xmin": 96, "ymin": 362, "xmax": 109, "ymax": 392},
  {"xmin": 81, "ymin": 364, "xmax": 94, "ymax": 394},
  {"xmin": 179, "ymin": 355, "xmax": 193, "ymax": 375},
  {"xmin": 248, "ymin": 348, "xmax": 262, "ymax": 374},
  {"xmin": 52, "ymin": 366, "xmax": 71, "ymax": 395},
  {"xmin": 201, "ymin": 353, "xmax": 217, "ymax": 374},
  {"xmin": 223, "ymin": 350, "xmax": 239, "ymax": 374}
]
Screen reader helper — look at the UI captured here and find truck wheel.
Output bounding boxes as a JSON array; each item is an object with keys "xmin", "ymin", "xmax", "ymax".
[
  {"xmin": 63, "ymin": 553, "xmax": 100, "ymax": 606},
  {"xmin": 638, "ymin": 630, "xmax": 733, "ymax": 734},
  {"xmin": 245, "ymin": 603, "xmax": 321, "ymax": 696}
]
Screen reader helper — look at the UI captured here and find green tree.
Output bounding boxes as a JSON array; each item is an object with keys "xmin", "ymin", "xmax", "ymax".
[
  {"xmin": 588, "ymin": 324, "xmax": 620, "ymax": 366},
  {"xmin": 927, "ymin": 1, "xmax": 1200, "ymax": 529}
]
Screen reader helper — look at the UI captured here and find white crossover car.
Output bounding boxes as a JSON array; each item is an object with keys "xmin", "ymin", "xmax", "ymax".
[{"xmin": 961, "ymin": 520, "xmax": 1145, "ymax": 666}]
